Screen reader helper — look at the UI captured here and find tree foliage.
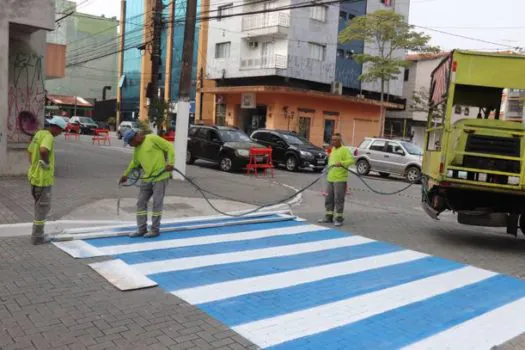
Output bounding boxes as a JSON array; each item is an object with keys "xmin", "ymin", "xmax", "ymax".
[{"xmin": 149, "ymin": 99, "xmax": 171, "ymax": 135}]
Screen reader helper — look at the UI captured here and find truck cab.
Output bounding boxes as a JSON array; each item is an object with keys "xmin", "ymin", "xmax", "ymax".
[{"xmin": 421, "ymin": 50, "xmax": 525, "ymax": 235}]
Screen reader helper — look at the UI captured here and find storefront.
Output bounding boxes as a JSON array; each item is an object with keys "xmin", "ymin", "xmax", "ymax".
[{"xmin": 204, "ymin": 86, "xmax": 403, "ymax": 147}]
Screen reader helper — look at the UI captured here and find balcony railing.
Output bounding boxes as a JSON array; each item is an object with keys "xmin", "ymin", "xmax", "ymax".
[
  {"xmin": 242, "ymin": 12, "xmax": 290, "ymax": 31},
  {"xmin": 240, "ymin": 55, "xmax": 288, "ymax": 69}
]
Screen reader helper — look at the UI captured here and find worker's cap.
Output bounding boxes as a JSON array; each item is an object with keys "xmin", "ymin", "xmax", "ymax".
[
  {"xmin": 47, "ymin": 116, "xmax": 67, "ymax": 130},
  {"xmin": 123, "ymin": 129, "xmax": 138, "ymax": 145}
]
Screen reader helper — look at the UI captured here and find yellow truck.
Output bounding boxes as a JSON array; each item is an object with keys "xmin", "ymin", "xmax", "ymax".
[{"xmin": 421, "ymin": 50, "xmax": 525, "ymax": 235}]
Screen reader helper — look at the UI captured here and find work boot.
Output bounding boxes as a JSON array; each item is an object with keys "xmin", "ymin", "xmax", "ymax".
[
  {"xmin": 129, "ymin": 230, "xmax": 147, "ymax": 238},
  {"xmin": 144, "ymin": 231, "xmax": 160, "ymax": 238},
  {"xmin": 31, "ymin": 234, "xmax": 51, "ymax": 245},
  {"xmin": 318, "ymin": 215, "xmax": 333, "ymax": 224},
  {"xmin": 334, "ymin": 217, "xmax": 344, "ymax": 227}
]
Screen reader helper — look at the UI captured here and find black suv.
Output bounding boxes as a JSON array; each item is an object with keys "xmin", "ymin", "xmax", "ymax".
[
  {"xmin": 250, "ymin": 129, "xmax": 328, "ymax": 172},
  {"xmin": 187, "ymin": 125, "xmax": 265, "ymax": 172}
]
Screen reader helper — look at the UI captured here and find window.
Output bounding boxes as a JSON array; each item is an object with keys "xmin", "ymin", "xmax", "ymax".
[
  {"xmin": 189, "ymin": 127, "xmax": 198, "ymax": 137},
  {"xmin": 339, "ymin": 11, "xmax": 347, "ymax": 21},
  {"xmin": 345, "ymin": 51, "xmax": 354, "ymax": 60},
  {"xmin": 196, "ymin": 128, "xmax": 209, "ymax": 139},
  {"xmin": 310, "ymin": 6, "xmax": 327, "ymax": 22},
  {"xmin": 359, "ymin": 139, "xmax": 372, "ymax": 149},
  {"xmin": 215, "ymin": 104, "xmax": 226, "ymax": 125},
  {"xmin": 298, "ymin": 117, "xmax": 311, "ymax": 140},
  {"xmin": 309, "ymin": 43, "xmax": 325, "ymax": 61},
  {"xmin": 387, "ymin": 143, "xmax": 404, "ymax": 155},
  {"xmin": 323, "ymin": 119, "xmax": 335, "ymax": 144},
  {"xmin": 464, "ymin": 107, "xmax": 470, "ymax": 116},
  {"xmin": 209, "ymin": 130, "xmax": 220, "ymax": 142},
  {"xmin": 253, "ymin": 132, "xmax": 268, "ymax": 142},
  {"xmin": 370, "ymin": 140, "xmax": 386, "ymax": 152},
  {"xmin": 508, "ymin": 100, "xmax": 524, "ymax": 113},
  {"xmin": 404, "ymin": 69, "xmax": 409, "ymax": 82},
  {"xmin": 337, "ymin": 49, "xmax": 344, "ymax": 58},
  {"xmin": 217, "ymin": 4, "xmax": 233, "ymax": 20},
  {"xmin": 454, "ymin": 105, "xmax": 462, "ymax": 114},
  {"xmin": 215, "ymin": 42, "xmax": 231, "ymax": 59}
]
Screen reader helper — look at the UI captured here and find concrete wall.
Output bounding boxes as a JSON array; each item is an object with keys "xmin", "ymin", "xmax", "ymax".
[
  {"xmin": 0, "ymin": 0, "xmax": 55, "ymax": 176},
  {"xmin": 361, "ymin": 0, "xmax": 410, "ymax": 98}
]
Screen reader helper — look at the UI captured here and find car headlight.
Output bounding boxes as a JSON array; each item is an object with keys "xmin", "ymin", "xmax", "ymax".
[
  {"xmin": 300, "ymin": 151, "xmax": 313, "ymax": 158},
  {"xmin": 236, "ymin": 149, "xmax": 250, "ymax": 157}
]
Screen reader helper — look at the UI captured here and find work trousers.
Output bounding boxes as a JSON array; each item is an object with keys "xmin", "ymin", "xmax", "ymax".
[
  {"xmin": 136, "ymin": 179, "xmax": 168, "ymax": 234},
  {"xmin": 31, "ymin": 186, "xmax": 52, "ymax": 243},
  {"xmin": 325, "ymin": 181, "xmax": 347, "ymax": 221}
]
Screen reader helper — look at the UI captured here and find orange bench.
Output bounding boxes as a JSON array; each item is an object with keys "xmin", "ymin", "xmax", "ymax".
[
  {"xmin": 246, "ymin": 147, "xmax": 274, "ymax": 177},
  {"xmin": 64, "ymin": 124, "xmax": 80, "ymax": 141},
  {"xmin": 92, "ymin": 128, "xmax": 111, "ymax": 146}
]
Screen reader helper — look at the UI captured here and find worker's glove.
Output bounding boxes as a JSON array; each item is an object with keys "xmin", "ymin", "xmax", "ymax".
[{"xmin": 39, "ymin": 160, "xmax": 50, "ymax": 169}]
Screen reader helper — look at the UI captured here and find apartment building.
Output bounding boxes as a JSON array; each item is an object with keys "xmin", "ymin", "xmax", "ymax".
[{"xmin": 201, "ymin": 0, "xmax": 409, "ymax": 147}]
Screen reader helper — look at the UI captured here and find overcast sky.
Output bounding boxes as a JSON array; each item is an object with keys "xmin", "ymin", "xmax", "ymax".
[{"xmin": 79, "ymin": 0, "xmax": 525, "ymax": 52}]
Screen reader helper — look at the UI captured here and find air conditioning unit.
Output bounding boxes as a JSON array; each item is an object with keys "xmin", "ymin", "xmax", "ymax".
[
  {"xmin": 248, "ymin": 41, "xmax": 258, "ymax": 49},
  {"xmin": 331, "ymin": 81, "xmax": 343, "ymax": 95}
]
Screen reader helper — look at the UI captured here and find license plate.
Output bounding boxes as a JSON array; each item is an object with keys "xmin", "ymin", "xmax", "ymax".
[
  {"xmin": 255, "ymin": 156, "xmax": 264, "ymax": 162},
  {"xmin": 317, "ymin": 160, "xmax": 325, "ymax": 165}
]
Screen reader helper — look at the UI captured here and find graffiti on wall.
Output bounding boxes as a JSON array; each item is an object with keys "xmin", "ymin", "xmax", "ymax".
[{"xmin": 7, "ymin": 51, "xmax": 45, "ymax": 143}]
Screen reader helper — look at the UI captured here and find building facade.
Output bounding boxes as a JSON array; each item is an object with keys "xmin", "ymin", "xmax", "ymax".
[
  {"xmin": 46, "ymin": 0, "xmax": 118, "ymax": 101},
  {"xmin": 1, "ymin": 0, "xmax": 60, "ymax": 175},
  {"xmin": 118, "ymin": 0, "xmax": 200, "ymax": 124},
  {"xmin": 201, "ymin": 0, "xmax": 408, "ymax": 147}
]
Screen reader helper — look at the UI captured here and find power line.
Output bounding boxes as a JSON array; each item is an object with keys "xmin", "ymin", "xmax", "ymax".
[{"xmin": 55, "ymin": 0, "xmax": 94, "ymax": 23}]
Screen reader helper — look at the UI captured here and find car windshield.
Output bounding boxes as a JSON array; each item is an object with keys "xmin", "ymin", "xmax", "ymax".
[
  {"xmin": 401, "ymin": 142, "xmax": 423, "ymax": 156},
  {"xmin": 219, "ymin": 130, "xmax": 250, "ymax": 142},
  {"xmin": 281, "ymin": 133, "xmax": 309, "ymax": 145},
  {"xmin": 79, "ymin": 117, "xmax": 96, "ymax": 124}
]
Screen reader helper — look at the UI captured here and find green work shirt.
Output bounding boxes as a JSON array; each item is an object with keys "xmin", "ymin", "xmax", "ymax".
[
  {"xmin": 327, "ymin": 146, "xmax": 355, "ymax": 183},
  {"xmin": 27, "ymin": 130, "xmax": 55, "ymax": 187},
  {"xmin": 124, "ymin": 134, "xmax": 175, "ymax": 183}
]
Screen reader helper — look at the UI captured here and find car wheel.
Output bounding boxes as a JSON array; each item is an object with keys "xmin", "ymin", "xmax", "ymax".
[
  {"xmin": 285, "ymin": 155, "xmax": 298, "ymax": 172},
  {"xmin": 520, "ymin": 214, "xmax": 525, "ymax": 235},
  {"xmin": 219, "ymin": 155, "xmax": 233, "ymax": 172},
  {"xmin": 356, "ymin": 159, "xmax": 370, "ymax": 176},
  {"xmin": 186, "ymin": 150, "xmax": 196, "ymax": 165},
  {"xmin": 406, "ymin": 166, "xmax": 421, "ymax": 183},
  {"xmin": 379, "ymin": 172, "xmax": 390, "ymax": 178}
]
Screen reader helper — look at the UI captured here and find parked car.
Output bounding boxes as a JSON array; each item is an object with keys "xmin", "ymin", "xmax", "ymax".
[
  {"xmin": 354, "ymin": 137, "xmax": 423, "ymax": 183},
  {"xmin": 117, "ymin": 121, "xmax": 140, "ymax": 139},
  {"xmin": 250, "ymin": 129, "xmax": 328, "ymax": 172},
  {"xmin": 69, "ymin": 116, "xmax": 98, "ymax": 134},
  {"xmin": 187, "ymin": 125, "xmax": 265, "ymax": 172}
]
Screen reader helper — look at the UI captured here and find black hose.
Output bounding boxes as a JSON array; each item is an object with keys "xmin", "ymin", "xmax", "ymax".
[{"xmin": 121, "ymin": 165, "xmax": 415, "ymax": 217}]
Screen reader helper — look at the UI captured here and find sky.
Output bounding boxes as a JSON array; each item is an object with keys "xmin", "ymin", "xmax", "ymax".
[{"xmin": 78, "ymin": 0, "xmax": 525, "ymax": 52}]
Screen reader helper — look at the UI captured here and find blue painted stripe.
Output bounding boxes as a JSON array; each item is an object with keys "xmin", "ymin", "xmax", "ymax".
[
  {"xmin": 269, "ymin": 275, "xmax": 525, "ymax": 350},
  {"xmin": 150, "ymin": 241, "xmax": 400, "ymax": 291},
  {"xmin": 88, "ymin": 219, "xmax": 305, "ymax": 247},
  {"xmin": 200, "ymin": 256, "xmax": 464, "ymax": 326},
  {"xmin": 117, "ymin": 229, "xmax": 349, "ymax": 265}
]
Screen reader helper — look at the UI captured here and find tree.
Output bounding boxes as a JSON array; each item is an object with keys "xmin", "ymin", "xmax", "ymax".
[
  {"xmin": 410, "ymin": 87, "xmax": 445, "ymax": 125},
  {"xmin": 338, "ymin": 9, "xmax": 438, "ymax": 136},
  {"xmin": 149, "ymin": 99, "xmax": 171, "ymax": 135}
]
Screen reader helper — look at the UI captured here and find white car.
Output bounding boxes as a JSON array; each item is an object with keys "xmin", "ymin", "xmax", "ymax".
[{"xmin": 117, "ymin": 121, "xmax": 140, "ymax": 139}]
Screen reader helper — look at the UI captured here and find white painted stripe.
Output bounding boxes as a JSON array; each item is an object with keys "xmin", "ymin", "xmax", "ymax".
[
  {"xmin": 175, "ymin": 250, "xmax": 428, "ymax": 304},
  {"xmin": 99, "ymin": 224, "xmax": 327, "ymax": 255},
  {"xmin": 403, "ymin": 297, "xmax": 525, "ymax": 350},
  {"xmin": 233, "ymin": 266, "xmax": 497, "ymax": 348},
  {"xmin": 133, "ymin": 236, "xmax": 374, "ymax": 275}
]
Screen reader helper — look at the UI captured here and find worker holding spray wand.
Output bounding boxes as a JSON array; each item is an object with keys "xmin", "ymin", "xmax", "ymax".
[{"xmin": 119, "ymin": 129, "xmax": 175, "ymax": 238}]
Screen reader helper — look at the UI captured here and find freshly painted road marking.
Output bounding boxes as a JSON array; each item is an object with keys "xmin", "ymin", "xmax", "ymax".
[
  {"xmin": 98, "ymin": 224, "xmax": 328, "ymax": 255},
  {"xmin": 175, "ymin": 250, "xmax": 428, "ymax": 304},
  {"xmin": 233, "ymin": 267, "xmax": 496, "ymax": 348},
  {"xmin": 132, "ymin": 235, "xmax": 374, "ymax": 275}
]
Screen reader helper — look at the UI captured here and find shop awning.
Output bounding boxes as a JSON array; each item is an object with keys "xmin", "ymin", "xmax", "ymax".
[{"xmin": 47, "ymin": 94, "xmax": 93, "ymax": 107}]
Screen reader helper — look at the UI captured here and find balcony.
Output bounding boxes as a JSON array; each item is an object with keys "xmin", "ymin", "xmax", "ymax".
[
  {"xmin": 241, "ymin": 12, "xmax": 289, "ymax": 38},
  {"xmin": 241, "ymin": 55, "xmax": 288, "ymax": 70}
]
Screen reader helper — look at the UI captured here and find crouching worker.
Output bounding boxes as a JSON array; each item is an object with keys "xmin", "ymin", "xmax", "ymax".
[
  {"xmin": 119, "ymin": 130, "xmax": 175, "ymax": 238},
  {"xmin": 319, "ymin": 133, "xmax": 355, "ymax": 227},
  {"xmin": 27, "ymin": 116, "xmax": 67, "ymax": 245}
]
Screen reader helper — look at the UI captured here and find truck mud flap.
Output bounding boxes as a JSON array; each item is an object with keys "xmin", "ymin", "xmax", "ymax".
[
  {"xmin": 457, "ymin": 212, "xmax": 507, "ymax": 227},
  {"xmin": 422, "ymin": 201, "xmax": 440, "ymax": 220},
  {"xmin": 506, "ymin": 214, "xmax": 519, "ymax": 236}
]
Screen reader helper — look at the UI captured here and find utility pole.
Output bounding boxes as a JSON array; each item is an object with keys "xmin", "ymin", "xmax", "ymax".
[
  {"xmin": 148, "ymin": 0, "xmax": 163, "ymax": 133},
  {"xmin": 116, "ymin": 0, "xmax": 126, "ymax": 126},
  {"xmin": 173, "ymin": 0, "xmax": 197, "ymax": 179}
]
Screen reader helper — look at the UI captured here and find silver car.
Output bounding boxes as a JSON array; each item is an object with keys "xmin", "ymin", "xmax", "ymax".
[
  {"xmin": 354, "ymin": 137, "xmax": 423, "ymax": 183},
  {"xmin": 117, "ymin": 121, "xmax": 140, "ymax": 139}
]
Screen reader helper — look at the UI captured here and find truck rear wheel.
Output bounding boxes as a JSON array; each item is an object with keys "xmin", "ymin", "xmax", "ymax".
[{"xmin": 520, "ymin": 215, "xmax": 525, "ymax": 235}]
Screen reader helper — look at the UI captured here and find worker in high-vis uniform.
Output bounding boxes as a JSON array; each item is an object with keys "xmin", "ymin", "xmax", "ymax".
[
  {"xmin": 119, "ymin": 129, "xmax": 175, "ymax": 238},
  {"xmin": 27, "ymin": 116, "xmax": 67, "ymax": 245},
  {"xmin": 319, "ymin": 133, "xmax": 355, "ymax": 226}
]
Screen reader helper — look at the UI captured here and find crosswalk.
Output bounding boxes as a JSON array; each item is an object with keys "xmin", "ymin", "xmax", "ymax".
[{"xmin": 54, "ymin": 214, "xmax": 525, "ymax": 349}]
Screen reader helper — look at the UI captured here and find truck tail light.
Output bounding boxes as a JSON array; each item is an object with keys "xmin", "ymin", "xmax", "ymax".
[
  {"xmin": 354, "ymin": 149, "xmax": 358, "ymax": 156},
  {"xmin": 439, "ymin": 162, "xmax": 444, "ymax": 173}
]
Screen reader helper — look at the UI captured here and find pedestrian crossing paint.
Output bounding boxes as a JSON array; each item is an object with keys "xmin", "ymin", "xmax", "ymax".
[{"xmin": 54, "ymin": 216, "xmax": 525, "ymax": 349}]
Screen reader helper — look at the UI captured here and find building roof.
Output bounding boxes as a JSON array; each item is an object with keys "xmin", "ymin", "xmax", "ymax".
[
  {"xmin": 406, "ymin": 52, "xmax": 450, "ymax": 62},
  {"xmin": 47, "ymin": 94, "xmax": 93, "ymax": 107}
]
